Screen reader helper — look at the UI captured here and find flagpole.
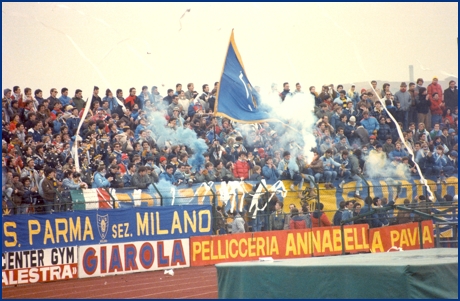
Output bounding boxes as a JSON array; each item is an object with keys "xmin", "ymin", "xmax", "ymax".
[{"xmin": 214, "ymin": 29, "xmax": 234, "ymax": 116}]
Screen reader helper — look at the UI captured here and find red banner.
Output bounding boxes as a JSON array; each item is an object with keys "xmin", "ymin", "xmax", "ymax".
[
  {"xmin": 190, "ymin": 224, "xmax": 371, "ymax": 266},
  {"xmin": 369, "ymin": 221, "xmax": 434, "ymax": 253},
  {"xmin": 311, "ymin": 224, "xmax": 370, "ymax": 257},
  {"xmin": 191, "ymin": 230, "xmax": 313, "ymax": 266}
]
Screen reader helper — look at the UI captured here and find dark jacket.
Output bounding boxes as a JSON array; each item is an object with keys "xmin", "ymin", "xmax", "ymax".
[
  {"xmin": 41, "ymin": 177, "xmax": 56, "ymax": 202},
  {"xmin": 11, "ymin": 181, "xmax": 24, "ymax": 206},
  {"xmin": 444, "ymin": 87, "xmax": 458, "ymax": 110},
  {"xmin": 106, "ymin": 170, "xmax": 124, "ymax": 188},
  {"xmin": 416, "ymin": 91, "xmax": 431, "ymax": 114}
]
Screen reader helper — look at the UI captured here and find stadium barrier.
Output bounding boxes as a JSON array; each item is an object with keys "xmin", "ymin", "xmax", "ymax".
[{"xmin": 2, "ymin": 179, "xmax": 457, "ymax": 286}]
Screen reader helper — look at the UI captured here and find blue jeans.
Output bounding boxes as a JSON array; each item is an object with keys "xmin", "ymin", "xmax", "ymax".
[
  {"xmin": 324, "ymin": 170, "xmax": 337, "ymax": 183},
  {"xmin": 300, "ymin": 174, "xmax": 315, "ymax": 188},
  {"xmin": 431, "ymin": 114, "xmax": 442, "ymax": 128},
  {"xmin": 44, "ymin": 200, "xmax": 55, "ymax": 214},
  {"xmin": 403, "ymin": 110, "xmax": 409, "ymax": 130},
  {"xmin": 248, "ymin": 214, "xmax": 264, "ymax": 232}
]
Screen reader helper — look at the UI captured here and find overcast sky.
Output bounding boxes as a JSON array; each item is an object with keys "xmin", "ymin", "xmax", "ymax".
[{"xmin": 2, "ymin": 2, "xmax": 458, "ymax": 97}]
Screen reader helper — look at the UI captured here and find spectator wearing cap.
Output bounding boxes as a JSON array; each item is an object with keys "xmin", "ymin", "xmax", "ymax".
[
  {"xmin": 448, "ymin": 128, "xmax": 457, "ymax": 146},
  {"xmin": 344, "ymin": 115, "xmax": 358, "ymax": 141},
  {"xmin": 393, "ymin": 82, "xmax": 411, "ymax": 130},
  {"xmin": 360, "ymin": 111, "xmax": 379, "ymax": 136},
  {"xmin": 158, "ymin": 156, "xmax": 168, "ymax": 174},
  {"xmin": 171, "ymin": 106, "xmax": 185, "ymax": 126}
]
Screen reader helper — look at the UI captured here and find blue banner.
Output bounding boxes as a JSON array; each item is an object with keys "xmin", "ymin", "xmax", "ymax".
[
  {"xmin": 214, "ymin": 30, "xmax": 271, "ymax": 123},
  {"xmin": 2, "ymin": 205, "xmax": 212, "ymax": 252}
]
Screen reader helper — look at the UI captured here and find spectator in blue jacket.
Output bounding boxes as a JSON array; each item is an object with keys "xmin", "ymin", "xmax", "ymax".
[
  {"xmin": 341, "ymin": 201, "xmax": 355, "ymax": 225},
  {"xmin": 103, "ymin": 88, "xmax": 119, "ymax": 111},
  {"xmin": 370, "ymin": 197, "xmax": 389, "ymax": 228},
  {"xmin": 376, "ymin": 116, "xmax": 391, "ymax": 144},
  {"xmin": 389, "ymin": 142, "xmax": 408, "ymax": 162},
  {"xmin": 138, "ymin": 86, "xmax": 154, "ymax": 109},
  {"xmin": 123, "ymin": 163, "xmax": 136, "ymax": 187},
  {"xmin": 262, "ymin": 157, "xmax": 280, "ymax": 181},
  {"xmin": 159, "ymin": 164, "xmax": 178, "ymax": 185},
  {"xmin": 66, "ymin": 108, "xmax": 80, "ymax": 134},
  {"xmin": 92, "ymin": 166, "xmax": 111, "ymax": 188},
  {"xmin": 58, "ymin": 87, "xmax": 72, "ymax": 107},
  {"xmin": 320, "ymin": 149, "xmax": 342, "ymax": 189},
  {"xmin": 432, "ymin": 145, "xmax": 448, "ymax": 176},
  {"xmin": 444, "ymin": 151, "xmax": 458, "ymax": 176},
  {"xmin": 360, "ymin": 111, "xmax": 379, "ymax": 136}
]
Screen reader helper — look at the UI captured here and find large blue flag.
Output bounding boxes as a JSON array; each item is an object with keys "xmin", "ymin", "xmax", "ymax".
[{"xmin": 214, "ymin": 30, "xmax": 271, "ymax": 123}]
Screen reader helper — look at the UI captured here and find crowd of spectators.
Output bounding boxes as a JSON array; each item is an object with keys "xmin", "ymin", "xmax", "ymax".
[{"xmin": 2, "ymin": 77, "xmax": 458, "ymax": 218}]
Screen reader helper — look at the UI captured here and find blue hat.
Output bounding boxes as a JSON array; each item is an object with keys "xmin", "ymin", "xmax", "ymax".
[
  {"xmin": 450, "ymin": 151, "xmax": 458, "ymax": 157},
  {"xmin": 448, "ymin": 128, "xmax": 456, "ymax": 134}
]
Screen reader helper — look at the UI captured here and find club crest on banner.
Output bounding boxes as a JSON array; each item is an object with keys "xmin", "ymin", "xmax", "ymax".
[{"xmin": 97, "ymin": 214, "xmax": 109, "ymax": 242}]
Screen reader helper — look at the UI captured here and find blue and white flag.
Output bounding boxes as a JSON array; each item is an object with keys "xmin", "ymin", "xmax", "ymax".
[{"xmin": 214, "ymin": 30, "xmax": 271, "ymax": 123}]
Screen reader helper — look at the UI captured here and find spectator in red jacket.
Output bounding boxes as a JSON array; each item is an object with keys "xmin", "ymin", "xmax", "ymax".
[
  {"xmin": 311, "ymin": 202, "xmax": 332, "ymax": 227},
  {"xmin": 427, "ymin": 76, "xmax": 443, "ymax": 102},
  {"xmin": 233, "ymin": 151, "xmax": 251, "ymax": 180},
  {"xmin": 430, "ymin": 92, "xmax": 443, "ymax": 128},
  {"xmin": 289, "ymin": 208, "xmax": 307, "ymax": 229}
]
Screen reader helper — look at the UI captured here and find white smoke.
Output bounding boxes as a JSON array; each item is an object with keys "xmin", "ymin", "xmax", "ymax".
[{"xmin": 259, "ymin": 91, "xmax": 317, "ymax": 163}]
